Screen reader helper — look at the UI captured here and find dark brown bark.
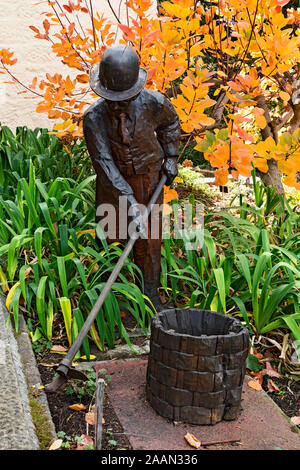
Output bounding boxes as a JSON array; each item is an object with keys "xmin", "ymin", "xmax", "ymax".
[
  {"xmin": 290, "ymin": 103, "xmax": 300, "ymax": 134},
  {"xmin": 255, "ymin": 95, "xmax": 285, "ymax": 194},
  {"xmin": 257, "ymin": 158, "xmax": 285, "ymax": 194}
]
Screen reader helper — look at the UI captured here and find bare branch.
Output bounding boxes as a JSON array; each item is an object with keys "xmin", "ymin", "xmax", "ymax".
[{"xmin": 106, "ymin": 0, "xmax": 121, "ymax": 24}]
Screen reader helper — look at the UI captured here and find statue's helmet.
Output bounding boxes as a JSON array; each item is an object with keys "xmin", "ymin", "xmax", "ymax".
[{"xmin": 89, "ymin": 45, "xmax": 148, "ymax": 101}]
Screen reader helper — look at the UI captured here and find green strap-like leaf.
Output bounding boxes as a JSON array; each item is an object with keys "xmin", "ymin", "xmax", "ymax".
[
  {"xmin": 213, "ymin": 268, "xmax": 226, "ymax": 313},
  {"xmin": 58, "ymin": 297, "xmax": 72, "ymax": 347},
  {"xmin": 36, "ymin": 276, "xmax": 48, "ymax": 336}
]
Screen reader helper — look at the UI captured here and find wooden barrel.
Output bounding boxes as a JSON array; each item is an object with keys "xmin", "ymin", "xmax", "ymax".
[{"xmin": 146, "ymin": 309, "xmax": 249, "ymax": 425}]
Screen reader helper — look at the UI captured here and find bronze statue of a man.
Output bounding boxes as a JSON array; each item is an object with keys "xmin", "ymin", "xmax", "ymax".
[{"xmin": 83, "ymin": 45, "xmax": 180, "ymax": 312}]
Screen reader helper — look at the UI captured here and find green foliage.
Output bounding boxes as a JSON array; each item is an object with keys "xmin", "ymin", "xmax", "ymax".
[
  {"xmin": 232, "ymin": 169, "xmax": 300, "ymax": 239},
  {"xmin": 108, "ymin": 439, "xmax": 117, "ymax": 447},
  {"xmin": 66, "ymin": 367, "xmax": 98, "ymax": 400},
  {"xmin": 0, "ymin": 126, "xmax": 152, "ymax": 354},
  {"xmin": 0, "ymin": 125, "xmax": 92, "ymax": 189},
  {"xmin": 56, "ymin": 431, "xmax": 89, "ymax": 449},
  {"xmin": 31, "ymin": 337, "xmax": 53, "ymax": 358},
  {"xmin": 2, "ymin": 124, "xmax": 300, "ymax": 354},
  {"xmin": 162, "ymin": 177, "xmax": 300, "ymax": 342},
  {"xmin": 178, "ymin": 141, "xmax": 209, "ymax": 167},
  {"xmin": 174, "ymin": 165, "xmax": 218, "ymax": 200},
  {"xmin": 246, "ymin": 354, "xmax": 263, "ymax": 372}
]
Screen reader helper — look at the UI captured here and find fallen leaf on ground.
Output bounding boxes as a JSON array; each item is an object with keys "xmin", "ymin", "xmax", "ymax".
[
  {"xmin": 184, "ymin": 432, "xmax": 201, "ymax": 449},
  {"xmin": 85, "ymin": 411, "xmax": 105, "ymax": 426},
  {"xmin": 50, "ymin": 345, "xmax": 67, "ymax": 353},
  {"xmin": 291, "ymin": 416, "xmax": 300, "ymax": 426},
  {"xmin": 267, "ymin": 379, "xmax": 280, "ymax": 393},
  {"xmin": 49, "ymin": 439, "xmax": 63, "ymax": 450},
  {"xmin": 264, "ymin": 362, "xmax": 280, "ymax": 378},
  {"xmin": 69, "ymin": 403, "xmax": 86, "ymax": 411},
  {"xmin": 248, "ymin": 370, "xmax": 264, "ymax": 384},
  {"xmin": 85, "ymin": 411, "xmax": 94, "ymax": 425},
  {"xmin": 248, "ymin": 380, "xmax": 262, "ymax": 391},
  {"xmin": 254, "ymin": 353, "xmax": 264, "ymax": 360},
  {"xmin": 76, "ymin": 434, "xmax": 94, "ymax": 450},
  {"xmin": 39, "ymin": 362, "xmax": 58, "ymax": 367}
]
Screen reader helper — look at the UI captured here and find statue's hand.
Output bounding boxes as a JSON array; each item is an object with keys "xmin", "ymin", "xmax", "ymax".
[
  {"xmin": 127, "ymin": 196, "xmax": 148, "ymax": 238},
  {"xmin": 163, "ymin": 157, "xmax": 178, "ymax": 186},
  {"xmin": 129, "ymin": 204, "xmax": 148, "ymax": 239}
]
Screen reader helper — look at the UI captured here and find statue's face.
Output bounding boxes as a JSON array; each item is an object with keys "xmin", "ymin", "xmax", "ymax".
[{"xmin": 105, "ymin": 93, "xmax": 140, "ymax": 116}]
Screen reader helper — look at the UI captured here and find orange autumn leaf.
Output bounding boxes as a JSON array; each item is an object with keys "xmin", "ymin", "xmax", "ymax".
[
  {"xmin": 118, "ymin": 24, "xmax": 136, "ymax": 42},
  {"xmin": 214, "ymin": 167, "xmax": 229, "ymax": 186},
  {"xmin": 69, "ymin": 403, "xmax": 87, "ymax": 411},
  {"xmin": 255, "ymin": 115, "xmax": 267, "ymax": 130},
  {"xmin": 182, "ymin": 159, "xmax": 193, "ymax": 167},
  {"xmin": 65, "ymin": 75, "xmax": 74, "ymax": 94},
  {"xmin": 36, "ymin": 103, "xmax": 49, "ymax": 113},
  {"xmin": 279, "ymin": 91, "xmax": 290, "ymax": 102},
  {"xmin": 2, "ymin": 0, "xmax": 300, "ymax": 192},
  {"xmin": 248, "ymin": 380, "xmax": 262, "ymax": 391},
  {"xmin": 48, "ymin": 110, "xmax": 62, "ymax": 119},
  {"xmin": 163, "ymin": 186, "xmax": 178, "ymax": 204},
  {"xmin": 85, "ymin": 408, "xmax": 105, "ymax": 426},
  {"xmin": 29, "ymin": 76, "xmax": 37, "ymax": 90},
  {"xmin": 254, "ymin": 353, "xmax": 264, "ymax": 360},
  {"xmin": 248, "ymin": 369, "xmax": 264, "ymax": 385},
  {"xmin": 184, "ymin": 432, "xmax": 201, "ymax": 449},
  {"xmin": 253, "ymin": 157, "xmax": 269, "ymax": 173},
  {"xmin": 76, "ymin": 73, "xmax": 89, "ymax": 83},
  {"xmin": 85, "ymin": 411, "xmax": 95, "ymax": 425},
  {"xmin": 236, "ymin": 126, "xmax": 255, "ymax": 142}
]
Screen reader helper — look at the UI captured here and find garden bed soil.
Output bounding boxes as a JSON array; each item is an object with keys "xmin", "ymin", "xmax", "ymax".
[
  {"xmin": 37, "ymin": 316, "xmax": 144, "ymax": 450},
  {"xmin": 37, "ymin": 308, "xmax": 299, "ymax": 449},
  {"xmin": 262, "ymin": 375, "xmax": 300, "ymax": 420},
  {"xmin": 38, "ymin": 358, "xmax": 132, "ymax": 450},
  {"xmin": 36, "ymin": 314, "xmax": 299, "ymax": 450},
  {"xmin": 37, "ymin": 346, "xmax": 300, "ymax": 450}
]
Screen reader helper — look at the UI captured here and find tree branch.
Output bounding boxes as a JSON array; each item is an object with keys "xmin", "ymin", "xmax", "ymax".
[{"xmin": 255, "ymin": 94, "xmax": 284, "ymax": 193}]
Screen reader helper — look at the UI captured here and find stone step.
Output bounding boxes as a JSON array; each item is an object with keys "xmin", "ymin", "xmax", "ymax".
[{"xmin": 0, "ymin": 295, "xmax": 56, "ymax": 450}]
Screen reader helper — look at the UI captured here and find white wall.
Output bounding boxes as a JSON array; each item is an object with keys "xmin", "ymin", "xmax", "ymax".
[{"xmin": 0, "ymin": 0, "xmax": 157, "ymax": 131}]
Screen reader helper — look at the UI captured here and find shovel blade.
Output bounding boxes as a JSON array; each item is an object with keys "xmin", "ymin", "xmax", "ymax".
[{"xmin": 44, "ymin": 367, "xmax": 88, "ymax": 393}]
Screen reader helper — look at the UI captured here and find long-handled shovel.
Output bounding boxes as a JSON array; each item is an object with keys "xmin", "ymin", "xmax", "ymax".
[{"xmin": 45, "ymin": 174, "xmax": 167, "ymax": 393}]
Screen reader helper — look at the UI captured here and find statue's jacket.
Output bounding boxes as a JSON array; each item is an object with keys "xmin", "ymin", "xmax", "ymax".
[{"xmin": 83, "ymin": 89, "xmax": 180, "ymax": 208}]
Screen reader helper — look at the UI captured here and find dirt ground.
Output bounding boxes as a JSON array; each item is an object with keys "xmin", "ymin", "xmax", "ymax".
[
  {"xmin": 38, "ymin": 356, "xmax": 132, "ymax": 450},
  {"xmin": 262, "ymin": 374, "xmax": 300, "ymax": 419},
  {"xmin": 37, "ymin": 341, "xmax": 299, "ymax": 450}
]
